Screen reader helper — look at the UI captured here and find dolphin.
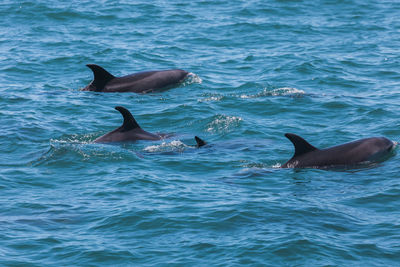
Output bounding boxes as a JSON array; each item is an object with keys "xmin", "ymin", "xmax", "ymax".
[
  {"xmin": 194, "ymin": 136, "xmax": 207, "ymax": 148},
  {"xmin": 82, "ymin": 64, "xmax": 189, "ymax": 93},
  {"xmin": 94, "ymin": 106, "xmax": 165, "ymax": 143},
  {"xmin": 281, "ymin": 133, "xmax": 395, "ymax": 169}
]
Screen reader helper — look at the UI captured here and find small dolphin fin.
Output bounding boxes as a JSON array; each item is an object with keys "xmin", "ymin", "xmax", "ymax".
[
  {"xmin": 115, "ymin": 106, "xmax": 141, "ymax": 132},
  {"xmin": 285, "ymin": 133, "xmax": 318, "ymax": 157},
  {"xmin": 86, "ymin": 64, "xmax": 115, "ymax": 90},
  {"xmin": 195, "ymin": 136, "xmax": 206, "ymax": 147}
]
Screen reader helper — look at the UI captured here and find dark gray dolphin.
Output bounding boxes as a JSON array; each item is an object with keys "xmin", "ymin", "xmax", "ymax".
[
  {"xmin": 82, "ymin": 64, "xmax": 189, "ymax": 93},
  {"xmin": 282, "ymin": 133, "xmax": 395, "ymax": 168},
  {"xmin": 194, "ymin": 136, "xmax": 207, "ymax": 148},
  {"xmin": 94, "ymin": 106, "xmax": 165, "ymax": 143}
]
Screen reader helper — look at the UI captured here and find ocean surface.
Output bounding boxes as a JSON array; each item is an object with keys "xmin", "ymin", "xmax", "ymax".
[{"xmin": 1, "ymin": 0, "xmax": 400, "ymax": 265}]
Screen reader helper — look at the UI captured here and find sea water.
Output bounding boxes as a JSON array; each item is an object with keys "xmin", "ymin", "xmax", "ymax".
[{"xmin": 1, "ymin": 0, "xmax": 400, "ymax": 265}]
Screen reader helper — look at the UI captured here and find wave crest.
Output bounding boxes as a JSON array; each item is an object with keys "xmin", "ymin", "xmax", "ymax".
[
  {"xmin": 182, "ymin": 72, "xmax": 202, "ymax": 86},
  {"xmin": 206, "ymin": 115, "xmax": 242, "ymax": 134},
  {"xmin": 143, "ymin": 140, "xmax": 188, "ymax": 153},
  {"xmin": 239, "ymin": 87, "xmax": 305, "ymax": 99}
]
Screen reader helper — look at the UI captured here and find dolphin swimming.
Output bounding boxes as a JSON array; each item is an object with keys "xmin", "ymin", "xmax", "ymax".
[
  {"xmin": 82, "ymin": 64, "xmax": 189, "ymax": 93},
  {"xmin": 94, "ymin": 106, "xmax": 166, "ymax": 143},
  {"xmin": 194, "ymin": 136, "xmax": 206, "ymax": 148},
  {"xmin": 281, "ymin": 133, "xmax": 395, "ymax": 168}
]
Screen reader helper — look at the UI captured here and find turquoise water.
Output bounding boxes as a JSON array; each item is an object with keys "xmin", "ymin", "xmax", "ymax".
[{"xmin": 1, "ymin": 0, "xmax": 400, "ymax": 265}]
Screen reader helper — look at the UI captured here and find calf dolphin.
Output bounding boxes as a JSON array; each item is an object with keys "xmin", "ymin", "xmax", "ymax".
[
  {"xmin": 82, "ymin": 64, "xmax": 189, "ymax": 93},
  {"xmin": 194, "ymin": 136, "xmax": 207, "ymax": 148},
  {"xmin": 282, "ymin": 133, "xmax": 395, "ymax": 169},
  {"xmin": 94, "ymin": 106, "xmax": 165, "ymax": 143}
]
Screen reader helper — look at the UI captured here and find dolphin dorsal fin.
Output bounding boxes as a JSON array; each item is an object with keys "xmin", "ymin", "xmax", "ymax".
[
  {"xmin": 285, "ymin": 133, "xmax": 318, "ymax": 157},
  {"xmin": 194, "ymin": 136, "xmax": 206, "ymax": 147},
  {"xmin": 115, "ymin": 106, "xmax": 141, "ymax": 132},
  {"xmin": 86, "ymin": 64, "xmax": 115, "ymax": 90}
]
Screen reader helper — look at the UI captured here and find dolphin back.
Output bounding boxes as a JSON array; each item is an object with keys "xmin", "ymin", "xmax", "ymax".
[{"xmin": 195, "ymin": 136, "xmax": 207, "ymax": 147}]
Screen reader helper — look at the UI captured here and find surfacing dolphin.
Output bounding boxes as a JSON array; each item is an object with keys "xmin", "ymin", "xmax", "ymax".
[
  {"xmin": 82, "ymin": 64, "xmax": 189, "ymax": 93},
  {"xmin": 94, "ymin": 107, "xmax": 205, "ymax": 145},
  {"xmin": 94, "ymin": 106, "xmax": 166, "ymax": 143},
  {"xmin": 282, "ymin": 133, "xmax": 395, "ymax": 169},
  {"xmin": 194, "ymin": 136, "xmax": 207, "ymax": 148}
]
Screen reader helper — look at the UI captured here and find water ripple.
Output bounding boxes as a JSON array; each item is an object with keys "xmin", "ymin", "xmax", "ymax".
[{"xmin": 1, "ymin": 0, "xmax": 400, "ymax": 266}]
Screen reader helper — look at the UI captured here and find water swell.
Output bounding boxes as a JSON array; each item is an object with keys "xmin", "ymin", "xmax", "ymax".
[{"xmin": 1, "ymin": 0, "xmax": 400, "ymax": 266}]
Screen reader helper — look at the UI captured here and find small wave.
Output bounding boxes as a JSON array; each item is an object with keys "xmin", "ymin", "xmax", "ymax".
[
  {"xmin": 270, "ymin": 87, "xmax": 305, "ymax": 96},
  {"xmin": 143, "ymin": 140, "xmax": 188, "ymax": 153},
  {"xmin": 272, "ymin": 163, "xmax": 282, "ymax": 168},
  {"xmin": 198, "ymin": 93, "xmax": 224, "ymax": 102},
  {"xmin": 206, "ymin": 115, "xmax": 242, "ymax": 134},
  {"xmin": 50, "ymin": 134, "xmax": 95, "ymax": 145},
  {"xmin": 234, "ymin": 167, "xmax": 276, "ymax": 178},
  {"xmin": 32, "ymin": 138, "xmax": 140, "ymax": 166},
  {"xmin": 182, "ymin": 72, "xmax": 202, "ymax": 86},
  {"xmin": 239, "ymin": 87, "xmax": 305, "ymax": 99}
]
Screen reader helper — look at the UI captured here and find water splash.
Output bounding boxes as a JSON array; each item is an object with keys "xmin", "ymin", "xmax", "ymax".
[
  {"xmin": 143, "ymin": 140, "xmax": 188, "ymax": 153},
  {"xmin": 239, "ymin": 87, "xmax": 305, "ymax": 99},
  {"xmin": 182, "ymin": 72, "xmax": 202, "ymax": 86},
  {"xmin": 206, "ymin": 115, "xmax": 242, "ymax": 134},
  {"xmin": 198, "ymin": 93, "xmax": 224, "ymax": 102},
  {"xmin": 272, "ymin": 163, "xmax": 282, "ymax": 168}
]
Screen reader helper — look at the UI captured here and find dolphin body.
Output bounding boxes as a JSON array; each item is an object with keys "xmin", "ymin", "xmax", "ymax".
[
  {"xmin": 94, "ymin": 107, "xmax": 206, "ymax": 146},
  {"xmin": 282, "ymin": 133, "xmax": 395, "ymax": 169},
  {"xmin": 82, "ymin": 64, "xmax": 189, "ymax": 93},
  {"xmin": 94, "ymin": 106, "xmax": 164, "ymax": 143}
]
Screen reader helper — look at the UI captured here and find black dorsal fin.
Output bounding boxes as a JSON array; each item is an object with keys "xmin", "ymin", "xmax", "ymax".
[
  {"xmin": 194, "ymin": 136, "xmax": 206, "ymax": 147},
  {"xmin": 86, "ymin": 64, "xmax": 115, "ymax": 90},
  {"xmin": 115, "ymin": 106, "xmax": 141, "ymax": 132},
  {"xmin": 285, "ymin": 133, "xmax": 318, "ymax": 157}
]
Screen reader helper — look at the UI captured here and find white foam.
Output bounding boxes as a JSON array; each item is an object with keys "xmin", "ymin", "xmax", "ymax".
[
  {"xmin": 271, "ymin": 163, "xmax": 282, "ymax": 168},
  {"xmin": 239, "ymin": 87, "xmax": 305, "ymax": 98},
  {"xmin": 182, "ymin": 72, "xmax": 202, "ymax": 86},
  {"xmin": 271, "ymin": 87, "xmax": 305, "ymax": 96},
  {"xmin": 143, "ymin": 140, "xmax": 187, "ymax": 152},
  {"xmin": 198, "ymin": 95, "xmax": 223, "ymax": 102},
  {"xmin": 206, "ymin": 115, "xmax": 242, "ymax": 133}
]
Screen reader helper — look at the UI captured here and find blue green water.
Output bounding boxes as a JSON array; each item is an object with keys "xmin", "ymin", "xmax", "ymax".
[{"xmin": 1, "ymin": 0, "xmax": 400, "ymax": 265}]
